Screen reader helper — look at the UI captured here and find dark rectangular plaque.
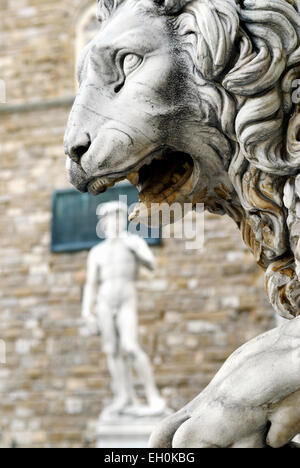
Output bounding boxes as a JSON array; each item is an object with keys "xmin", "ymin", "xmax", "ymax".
[{"xmin": 51, "ymin": 183, "xmax": 161, "ymax": 253}]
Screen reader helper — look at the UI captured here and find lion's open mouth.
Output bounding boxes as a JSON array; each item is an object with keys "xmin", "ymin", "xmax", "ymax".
[
  {"xmin": 137, "ymin": 151, "xmax": 194, "ymax": 201},
  {"xmin": 87, "ymin": 149, "xmax": 194, "ymax": 219}
]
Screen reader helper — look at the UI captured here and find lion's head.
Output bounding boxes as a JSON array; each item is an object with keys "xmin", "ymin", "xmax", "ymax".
[{"xmin": 65, "ymin": 0, "xmax": 300, "ymax": 318}]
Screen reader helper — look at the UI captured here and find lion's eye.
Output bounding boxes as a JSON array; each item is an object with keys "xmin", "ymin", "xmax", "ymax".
[{"xmin": 123, "ymin": 54, "xmax": 142, "ymax": 77}]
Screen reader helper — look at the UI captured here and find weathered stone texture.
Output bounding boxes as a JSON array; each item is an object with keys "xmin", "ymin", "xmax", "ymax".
[{"xmin": 0, "ymin": 0, "xmax": 274, "ymax": 448}]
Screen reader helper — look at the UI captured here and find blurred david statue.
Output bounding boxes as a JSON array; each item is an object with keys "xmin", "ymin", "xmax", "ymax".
[{"xmin": 82, "ymin": 201, "xmax": 167, "ymax": 419}]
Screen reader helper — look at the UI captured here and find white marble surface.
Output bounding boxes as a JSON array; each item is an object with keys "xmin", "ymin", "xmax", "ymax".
[
  {"xmin": 64, "ymin": 0, "xmax": 300, "ymax": 448},
  {"xmin": 65, "ymin": 0, "xmax": 300, "ymax": 320},
  {"xmin": 82, "ymin": 202, "xmax": 166, "ymax": 419},
  {"xmin": 149, "ymin": 317, "xmax": 300, "ymax": 448}
]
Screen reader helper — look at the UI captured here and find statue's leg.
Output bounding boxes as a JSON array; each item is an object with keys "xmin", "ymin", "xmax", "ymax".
[
  {"xmin": 267, "ymin": 389, "xmax": 300, "ymax": 448},
  {"xmin": 117, "ymin": 295, "xmax": 165, "ymax": 410},
  {"xmin": 148, "ymin": 411, "xmax": 190, "ymax": 448},
  {"xmin": 150, "ymin": 401, "xmax": 267, "ymax": 448},
  {"xmin": 149, "ymin": 317, "xmax": 300, "ymax": 448},
  {"xmin": 171, "ymin": 413, "xmax": 267, "ymax": 448},
  {"xmin": 98, "ymin": 304, "xmax": 133, "ymax": 411}
]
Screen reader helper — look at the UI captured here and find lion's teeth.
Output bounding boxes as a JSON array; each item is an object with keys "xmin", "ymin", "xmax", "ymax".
[
  {"xmin": 127, "ymin": 172, "xmax": 139, "ymax": 186},
  {"xmin": 89, "ymin": 177, "xmax": 109, "ymax": 194},
  {"xmin": 129, "ymin": 207, "xmax": 140, "ymax": 222},
  {"xmin": 129, "ymin": 202, "xmax": 151, "ymax": 224}
]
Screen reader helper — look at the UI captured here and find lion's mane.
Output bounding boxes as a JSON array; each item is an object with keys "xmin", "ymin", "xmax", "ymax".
[
  {"xmin": 172, "ymin": 0, "xmax": 300, "ymax": 318},
  {"xmin": 98, "ymin": 0, "xmax": 300, "ymax": 318}
]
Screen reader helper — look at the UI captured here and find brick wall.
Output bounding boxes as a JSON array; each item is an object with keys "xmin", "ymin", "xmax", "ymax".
[{"xmin": 0, "ymin": 0, "xmax": 274, "ymax": 448}]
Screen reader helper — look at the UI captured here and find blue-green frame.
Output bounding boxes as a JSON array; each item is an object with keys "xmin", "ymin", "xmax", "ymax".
[{"xmin": 51, "ymin": 184, "xmax": 162, "ymax": 253}]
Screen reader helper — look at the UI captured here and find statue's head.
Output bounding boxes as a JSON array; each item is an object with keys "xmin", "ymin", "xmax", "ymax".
[
  {"xmin": 97, "ymin": 201, "xmax": 128, "ymax": 239},
  {"xmin": 65, "ymin": 0, "xmax": 300, "ymax": 317}
]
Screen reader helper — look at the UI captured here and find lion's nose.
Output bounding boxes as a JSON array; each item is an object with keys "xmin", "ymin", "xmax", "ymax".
[{"xmin": 66, "ymin": 134, "xmax": 91, "ymax": 164}]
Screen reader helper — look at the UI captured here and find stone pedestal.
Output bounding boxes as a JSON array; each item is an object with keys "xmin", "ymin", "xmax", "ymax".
[{"xmin": 96, "ymin": 414, "xmax": 168, "ymax": 449}]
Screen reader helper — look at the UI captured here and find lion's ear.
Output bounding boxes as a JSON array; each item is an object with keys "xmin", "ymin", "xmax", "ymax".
[{"xmin": 153, "ymin": 0, "xmax": 191, "ymax": 14}]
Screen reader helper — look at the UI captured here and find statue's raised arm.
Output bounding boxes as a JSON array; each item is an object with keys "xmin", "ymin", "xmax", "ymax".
[{"xmin": 125, "ymin": 234, "xmax": 156, "ymax": 272}]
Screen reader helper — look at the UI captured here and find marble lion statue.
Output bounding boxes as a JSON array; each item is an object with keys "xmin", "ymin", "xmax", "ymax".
[{"xmin": 64, "ymin": 0, "xmax": 300, "ymax": 448}]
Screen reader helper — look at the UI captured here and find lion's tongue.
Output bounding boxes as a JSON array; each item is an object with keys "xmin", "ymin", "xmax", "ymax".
[
  {"xmin": 127, "ymin": 152, "xmax": 194, "ymax": 223},
  {"xmin": 129, "ymin": 173, "xmax": 193, "ymax": 225},
  {"xmin": 130, "ymin": 173, "xmax": 194, "ymax": 224}
]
